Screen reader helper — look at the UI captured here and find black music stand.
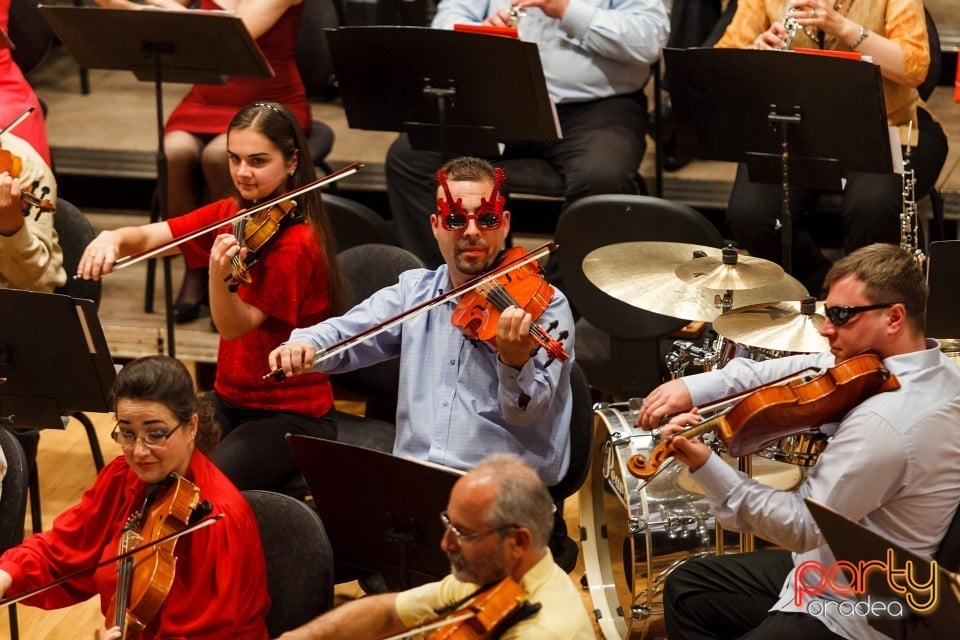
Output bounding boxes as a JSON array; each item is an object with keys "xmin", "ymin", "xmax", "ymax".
[
  {"xmin": 38, "ymin": 5, "xmax": 272, "ymax": 357},
  {"xmin": 807, "ymin": 499, "xmax": 960, "ymax": 640},
  {"xmin": 0, "ymin": 290, "xmax": 115, "ymax": 429},
  {"xmin": 289, "ymin": 434, "xmax": 462, "ymax": 589},
  {"xmin": 326, "ymin": 26, "xmax": 560, "ymax": 157},
  {"xmin": 665, "ymin": 48, "xmax": 891, "ymax": 273},
  {"xmin": 925, "ymin": 240, "xmax": 960, "ymax": 339}
]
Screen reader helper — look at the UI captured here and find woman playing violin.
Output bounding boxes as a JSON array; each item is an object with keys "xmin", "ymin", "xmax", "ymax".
[
  {"xmin": 0, "ymin": 355, "xmax": 270, "ymax": 639},
  {"xmin": 78, "ymin": 102, "xmax": 345, "ymax": 491},
  {"xmin": 0, "ymin": 131, "xmax": 64, "ymax": 292},
  {"xmin": 635, "ymin": 244, "xmax": 960, "ymax": 640},
  {"xmin": 269, "ymin": 157, "xmax": 576, "ymax": 488},
  {"xmin": 278, "ymin": 454, "xmax": 593, "ymax": 640}
]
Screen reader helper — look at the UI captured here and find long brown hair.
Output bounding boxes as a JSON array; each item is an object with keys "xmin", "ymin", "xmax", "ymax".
[{"xmin": 227, "ymin": 101, "xmax": 346, "ymax": 314}]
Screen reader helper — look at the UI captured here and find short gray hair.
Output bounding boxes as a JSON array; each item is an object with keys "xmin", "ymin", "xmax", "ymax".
[{"xmin": 473, "ymin": 454, "xmax": 555, "ymax": 549}]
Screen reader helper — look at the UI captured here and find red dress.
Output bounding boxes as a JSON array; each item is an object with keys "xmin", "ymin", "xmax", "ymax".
[
  {"xmin": 164, "ymin": 0, "xmax": 311, "ymax": 135},
  {"xmin": 0, "ymin": 451, "xmax": 270, "ymax": 639},
  {"xmin": 0, "ymin": 0, "xmax": 51, "ymax": 165},
  {"xmin": 167, "ymin": 198, "xmax": 336, "ymax": 419}
]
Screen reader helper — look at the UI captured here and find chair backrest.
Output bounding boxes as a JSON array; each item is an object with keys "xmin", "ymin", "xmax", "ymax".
[
  {"xmin": 919, "ymin": 7, "xmax": 941, "ymax": 102},
  {"xmin": 8, "ymin": 0, "xmax": 55, "ymax": 75},
  {"xmin": 324, "ymin": 194, "xmax": 398, "ymax": 253},
  {"xmin": 242, "ymin": 490, "xmax": 335, "ymax": 636},
  {"xmin": 52, "ymin": 198, "xmax": 101, "ymax": 309},
  {"xmin": 330, "ymin": 244, "xmax": 424, "ymax": 422},
  {"xmin": 0, "ymin": 427, "xmax": 30, "ymax": 551},
  {"xmin": 556, "ymin": 194, "xmax": 723, "ymax": 339},
  {"xmin": 295, "ymin": 0, "xmax": 340, "ymax": 100},
  {"xmin": 548, "ymin": 361, "xmax": 594, "ymax": 502}
]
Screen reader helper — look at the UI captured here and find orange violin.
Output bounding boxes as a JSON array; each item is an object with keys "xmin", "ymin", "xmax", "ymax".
[
  {"xmin": 451, "ymin": 246, "xmax": 569, "ymax": 363},
  {"xmin": 226, "ymin": 198, "xmax": 299, "ymax": 291},
  {"xmin": 107, "ymin": 474, "xmax": 202, "ymax": 638},
  {"xmin": 627, "ymin": 352, "xmax": 901, "ymax": 480},
  {"xmin": 0, "ymin": 148, "xmax": 56, "ymax": 213},
  {"xmin": 431, "ymin": 577, "xmax": 541, "ymax": 640}
]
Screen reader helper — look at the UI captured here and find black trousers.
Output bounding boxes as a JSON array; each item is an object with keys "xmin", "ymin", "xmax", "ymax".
[
  {"xmin": 207, "ymin": 392, "xmax": 337, "ymax": 491},
  {"xmin": 664, "ymin": 550, "xmax": 844, "ymax": 640},
  {"xmin": 724, "ymin": 108, "xmax": 948, "ymax": 296},
  {"xmin": 385, "ymin": 91, "xmax": 648, "ymax": 268}
]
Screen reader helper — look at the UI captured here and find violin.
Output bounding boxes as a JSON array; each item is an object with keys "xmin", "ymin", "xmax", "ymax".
[
  {"xmin": 0, "ymin": 148, "xmax": 57, "ymax": 213},
  {"xmin": 627, "ymin": 352, "xmax": 901, "ymax": 480},
  {"xmin": 380, "ymin": 577, "xmax": 541, "ymax": 640},
  {"xmin": 226, "ymin": 198, "xmax": 299, "ymax": 291},
  {"xmin": 107, "ymin": 474, "xmax": 202, "ymax": 638},
  {"xmin": 451, "ymin": 246, "xmax": 569, "ymax": 363}
]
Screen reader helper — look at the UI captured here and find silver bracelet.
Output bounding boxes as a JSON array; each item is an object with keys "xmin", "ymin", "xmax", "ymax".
[{"xmin": 852, "ymin": 25, "xmax": 869, "ymax": 49}]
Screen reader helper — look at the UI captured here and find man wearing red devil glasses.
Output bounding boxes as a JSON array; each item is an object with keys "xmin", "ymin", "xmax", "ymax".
[{"xmin": 269, "ymin": 157, "xmax": 576, "ymax": 488}]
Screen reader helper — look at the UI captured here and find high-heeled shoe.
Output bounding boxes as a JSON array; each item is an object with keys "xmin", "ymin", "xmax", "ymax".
[{"xmin": 173, "ymin": 267, "xmax": 208, "ymax": 324}]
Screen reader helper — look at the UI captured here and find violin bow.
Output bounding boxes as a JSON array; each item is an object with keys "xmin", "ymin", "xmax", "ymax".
[
  {"xmin": 0, "ymin": 106, "xmax": 34, "ymax": 138},
  {"xmin": 109, "ymin": 162, "xmax": 363, "ymax": 272},
  {"xmin": 0, "ymin": 513, "xmax": 223, "ymax": 609},
  {"xmin": 263, "ymin": 242, "xmax": 558, "ymax": 380}
]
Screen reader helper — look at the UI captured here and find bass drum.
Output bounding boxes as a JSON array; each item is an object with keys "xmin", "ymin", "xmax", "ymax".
[{"xmin": 579, "ymin": 407, "xmax": 714, "ymax": 640}]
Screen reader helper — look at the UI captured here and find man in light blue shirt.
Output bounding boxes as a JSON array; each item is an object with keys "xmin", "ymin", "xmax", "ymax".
[
  {"xmin": 269, "ymin": 157, "xmax": 575, "ymax": 487},
  {"xmin": 635, "ymin": 243, "xmax": 960, "ymax": 640},
  {"xmin": 386, "ymin": 0, "xmax": 670, "ymax": 267}
]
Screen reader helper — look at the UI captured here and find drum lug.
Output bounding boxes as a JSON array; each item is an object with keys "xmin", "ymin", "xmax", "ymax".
[
  {"xmin": 628, "ymin": 516, "xmax": 647, "ymax": 534},
  {"xmin": 631, "ymin": 605, "xmax": 651, "ymax": 619},
  {"xmin": 610, "ymin": 430, "xmax": 631, "ymax": 447}
]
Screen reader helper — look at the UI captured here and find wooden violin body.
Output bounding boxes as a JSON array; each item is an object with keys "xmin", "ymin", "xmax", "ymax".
[
  {"xmin": 228, "ymin": 198, "xmax": 299, "ymax": 290},
  {"xmin": 431, "ymin": 577, "xmax": 539, "ymax": 640},
  {"xmin": 107, "ymin": 474, "xmax": 201, "ymax": 638},
  {"xmin": 627, "ymin": 353, "xmax": 901, "ymax": 480},
  {"xmin": 450, "ymin": 246, "xmax": 569, "ymax": 363},
  {"xmin": 0, "ymin": 147, "xmax": 56, "ymax": 213}
]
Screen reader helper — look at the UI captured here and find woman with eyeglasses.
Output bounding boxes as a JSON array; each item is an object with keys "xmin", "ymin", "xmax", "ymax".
[
  {"xmin": 77, "ymin": 102, "xmax": 345, "ymax": 491},
  {"xmin": 0, "ymin": 355, "xmax": 270, "ymax": 639},
  {"xmin": 633, "ymin": 243, "xmax": 960, "ymax": 640}
]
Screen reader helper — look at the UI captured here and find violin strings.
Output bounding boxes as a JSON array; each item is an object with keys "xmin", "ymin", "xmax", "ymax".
[{"xmin": 476, "ymin": 282, "xmax": 555, "ymax": 348}]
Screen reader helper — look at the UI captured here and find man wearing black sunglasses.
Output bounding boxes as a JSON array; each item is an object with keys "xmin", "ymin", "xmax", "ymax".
[
  {"xmin": 634, "ymin": 243, "xmax": 960, "ymax": 640},
  {"xmin": 269, "ymin": 157, "xmax": 575, "ymax": 490}
]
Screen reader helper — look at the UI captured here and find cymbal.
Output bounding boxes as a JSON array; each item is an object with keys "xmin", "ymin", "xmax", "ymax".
[
  {"xmin": 582, "ymin": 242, "xmax": 808, "ymax": 322},
  {"xmin": 674, "ymin": 251, "xmax": 784, "ymax": 290},
  {"xmin": 711, "ymin": 299, "xmax": 829, "ymax": 353}
]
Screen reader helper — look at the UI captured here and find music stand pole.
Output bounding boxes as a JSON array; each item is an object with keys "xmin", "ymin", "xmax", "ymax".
[{"xmin": 771, "ymin": 111, "xmax": 802, "ymax": 274}]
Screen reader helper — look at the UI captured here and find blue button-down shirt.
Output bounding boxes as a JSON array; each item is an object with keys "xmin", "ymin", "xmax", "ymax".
[
  {"xmin": 289, "ymin": 265, "xmax": 575, "ymax": 485},
  {"xmin": 432, "ymin": 0, "xmax": 669, "ymax": 103}
]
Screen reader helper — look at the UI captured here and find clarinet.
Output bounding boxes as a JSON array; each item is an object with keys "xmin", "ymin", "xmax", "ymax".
[
  {"xmin": 780, "ymin": 9, "xmax": 801, "ymax": 50},
  {"xmin": 900, "ymin": 121, "xmax": 926, "ymax": 270}
]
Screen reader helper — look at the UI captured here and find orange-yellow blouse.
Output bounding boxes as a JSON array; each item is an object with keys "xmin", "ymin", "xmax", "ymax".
[{"xmin": 715, "ymin": 0, "xmax": 930, "ymax": 145}]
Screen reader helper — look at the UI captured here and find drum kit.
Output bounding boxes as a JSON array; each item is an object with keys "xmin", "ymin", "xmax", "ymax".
[{"xmin": 576, "ymin": 242, "xmax": 831, "ymax": 640}]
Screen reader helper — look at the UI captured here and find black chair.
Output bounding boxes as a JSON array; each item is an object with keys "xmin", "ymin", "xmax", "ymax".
[
  {"xmin": 0, "ymin": 427, "xmax": 31, "ymax": 640},
  {"xmin": 324, "ymin": 194, "xmax": 398, "ymax": 253},
  {"xmin": 556, "ymin": 194, "xmax": 723, "ymax": 399},
  {"xmin": 242, "ymin": 490, "xmax": 335, "ymax": 637},
  {"xmin": 548, "ymin": 361, "xmax": 595, "ymax": 573},
  {"xmin": 17, "ymin": 199, "xmax": 106, "ymax": 534},
  {"xmin": 330, "ymin": 243, "xmax": 424, "ymax": 438}
]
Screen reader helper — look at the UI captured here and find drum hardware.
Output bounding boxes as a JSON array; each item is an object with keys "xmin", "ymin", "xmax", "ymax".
[
  {"xmin": 666, "ymin": 339, "xmax": 720, "ymax": 378},
  {"xmin": 581, "ymin": 241, "xmax": 808, "ymax": 322}
]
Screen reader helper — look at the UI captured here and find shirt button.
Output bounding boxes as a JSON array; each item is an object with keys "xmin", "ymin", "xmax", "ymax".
[
  {"xmin": 442, "ymin": 401, "xmax": 449, "ymax": 407},
  {"xmin": 434, "ymin": 444, "xmax": 442, "ymax": 451},
  {"xmin": 449, "ymin": 359, "xmax": 456, "ymax": 365}
]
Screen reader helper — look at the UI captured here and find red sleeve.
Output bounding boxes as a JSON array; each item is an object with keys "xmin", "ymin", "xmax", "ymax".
[
  {"xmin": 144, "ymin": 454, "xmax": 270, "ymax": 640},
  {"xmin": 0, "ymin": 458, "xmax": 138, "ymax": 609},
  {"xmin": 165, "ymin": 199, "xmax": 239, "ymax": 270}
]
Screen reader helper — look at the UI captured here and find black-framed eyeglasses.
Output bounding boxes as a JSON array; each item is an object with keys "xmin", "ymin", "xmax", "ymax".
[
  {"xmin": 824, "ymin": 303, "xmax": 895, "ymax": 327},
  {"xmin": 440, "ymin": 211, "xmax": 503, "ymax": 231},
  {"xmin": 439, "ymin": 511, "xmax": 518, "ymax": 544},
  {"xmin": 111, "ymin": 421, "xmax": 185, "ymax": 449}
]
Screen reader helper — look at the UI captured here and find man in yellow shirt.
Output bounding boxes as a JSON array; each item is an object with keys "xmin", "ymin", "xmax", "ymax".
[{"xmin": 277, "ymin": 454, "xmax": 594, "ymax": 639}]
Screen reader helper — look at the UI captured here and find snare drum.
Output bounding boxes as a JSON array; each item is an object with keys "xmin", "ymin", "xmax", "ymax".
[
  {"xmin": 757, "ymin": 432, "xmax": 827, "ymax": 467},
  {"xmin": 579, "ymin": 408, "xmax": 714, "ymax": 640},
  {"xmin": 714, "ymin": 333, "xmax": 793, "ymax": 369}
]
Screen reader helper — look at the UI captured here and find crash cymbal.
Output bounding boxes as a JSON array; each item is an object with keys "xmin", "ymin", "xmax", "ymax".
[
  {"xmin": 711, "ymin": 298, "xmax": 829, "ymax": 353},
  {"xmin": 582, "ymin": 242, "xmax": 808, "ymax": 322},
  {"xmin": 674, "ymin": 248, "xmax": 785, "ymax": 290}
]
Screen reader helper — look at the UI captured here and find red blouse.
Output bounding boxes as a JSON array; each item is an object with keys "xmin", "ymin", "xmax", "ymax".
[
  {"xmin": 167, "ymin": 198, "xmax": 335, "ymax": 418},
  {"xmin": 0, "ymin": 452, "xmax": 270, "ymax": 639}
]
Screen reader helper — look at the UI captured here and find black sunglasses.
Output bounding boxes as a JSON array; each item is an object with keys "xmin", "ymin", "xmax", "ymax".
[{"xmin": 824, "ymin": 303, "xmax": 895, "ymax": 326}]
